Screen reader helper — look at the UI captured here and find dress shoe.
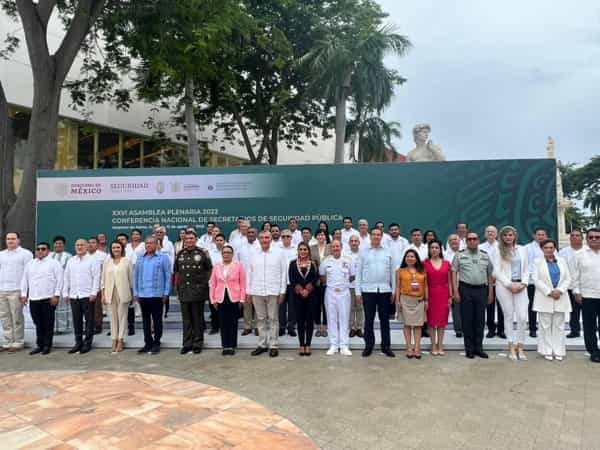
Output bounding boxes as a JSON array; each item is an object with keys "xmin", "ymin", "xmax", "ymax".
[
  {"xmin": 137, "ymin": 346, "xmax": 151, "ymax": 354},
  {"xmin": 41, "ymin": 347, "xmax": 51, "ymax": 355},
  {"xmin": 382, "ymin": 348, "xmax": 396, "ymax": 358},
  {"xmin": 254, "ymin": 329, "xmax": 259, "ymax": 336},
  {"xmin": 68, "ymin": 344, "xmax": 82, "ymax": 354},
  {"xmin": 362, "ymin": 347, "xmax": 373, "ymax": 357},
  {"xmin": 128, "ymin": 328, "xmax": 135, "ymax": 336},
  {"xmin": 486, "ymin": 331, "xmax": 495, "ymax": 338},
  {"xmin": 209, "ymin": 328, "xmax": 219, "ymax": 335},
  {"xmin": 180, "ymin": 347, "xmax": 193, "ymax": 355},
  {"xmin": 466, "ymin": 351, "xmax": 475, "ymax": 359},
  {"xmin": 150, "ymin": 344, "xmax": 161, "ymax": 354},
  {"xmin": 529, "ymin": 330, "xmax": 537, "ymax": 338},
  {"xmin": 222, "ymin": 349, "xmax": 228, "ymax": 356},
  {"xmin": 322, "ymin": 329, "xmax": 328, "ymax": 337},
  {"xmin": 241, "ymin": 329, "xmax": 252, "ymax": 336},
  {"xmin": 349, "ymin": 329, "xmax": 356, "ymax": 338},
  {"xmin": 497, "ymin": 331, "xmax": 507, "ymax": 339},
  {"xmin": 193, "ymin": 347, "xmax": 202, "ymax": 354},
  {"xmin": 590, "ymin": 354, "xmax": 600, "ymax": 363},
  {"xmin": 106, "ymin": 331, "xmax": 111, "ymax": 336},
  {"xmin": 269, "ymin": 348, "xmax": 279, "ymax": 357},
  {"xmin": 456, "ymin": 332, "xmax": 463, "ymax": 338},
  {"xmin": 355, "ymin": 330, "xmax": 364, "ymax": 338},
  {"xmin": 29, "ymin": 347, "xmax": 43, "ymax": 355},
  {"xmin": 566, "ymin": 331, "xmax": 580, "ymax": 339},
  {"xmin": 288, "ymin": 329, "xmax": 297, "ymax": 337},
  {"xmin": 474, "ymin": 351, "xmax": 489, "ymax": 359},
  {"xmin": 278, "ymin": 328, "xmax": 285, "ymax": 337},
  {"xmin": 315, "ymin": 329, "xmax": 322, "ymax": 337},
  {"xmin": 251, "ymin": 347, "xmax": 268, "ymax": 356},
  {"xmin": 421, "ymin": 329, "xmax": 429, "ymax": 338},
  {"xmin": 79, "ymin": 345, "xmax": 91, "ymax": 354}
]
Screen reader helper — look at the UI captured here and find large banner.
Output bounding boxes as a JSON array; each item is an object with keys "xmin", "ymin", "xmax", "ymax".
[{"xmin": 36, "ymin": 159, "xmax": 557, "ymax": 244}]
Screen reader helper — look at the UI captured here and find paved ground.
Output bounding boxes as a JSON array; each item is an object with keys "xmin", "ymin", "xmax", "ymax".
[{"xmin": 2, "ymin": 349, "xmax": 599, "ymax": 450}]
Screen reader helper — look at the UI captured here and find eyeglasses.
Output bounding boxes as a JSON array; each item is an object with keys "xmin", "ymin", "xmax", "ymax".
[
  {"xmin": 466, "ymin": 237, "xmax": 479, "ymax": 241},
  {"xmin": 282, "ymin": 235, "xmax": 292, "ymax": 238},
  {"xmin": 588, "ymin": 236, "xmax": 600, "ymax": 240}
]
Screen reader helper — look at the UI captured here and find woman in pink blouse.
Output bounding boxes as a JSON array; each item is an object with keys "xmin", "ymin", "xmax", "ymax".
[{"xmin": 209, "ymin": 245, "xmax": 246, "ymax": 355}]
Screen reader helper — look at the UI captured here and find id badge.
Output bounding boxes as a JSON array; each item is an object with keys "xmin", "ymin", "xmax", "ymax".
[{"xmin": 410, "ymin": 281, "xmax": 420, "ymax": 292}]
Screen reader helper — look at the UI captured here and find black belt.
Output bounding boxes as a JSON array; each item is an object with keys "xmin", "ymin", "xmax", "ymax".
[
  {"xmin": 459, "ymin": 281, "xmax": 486, "ymax": 289},
  {"xmin": 511, "ymin": 279, "xmax": 522, "ymax": 283}
]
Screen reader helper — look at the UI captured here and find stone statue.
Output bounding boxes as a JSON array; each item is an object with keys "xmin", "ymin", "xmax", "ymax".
[{"xmin": 406, "ymin": 123, "xmax": 446, "ymax": 162}]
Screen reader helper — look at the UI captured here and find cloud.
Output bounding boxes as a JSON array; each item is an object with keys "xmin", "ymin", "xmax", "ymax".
[{"xmin": 376, "ymin": 0, "xmax": 600, "ymax": 164}]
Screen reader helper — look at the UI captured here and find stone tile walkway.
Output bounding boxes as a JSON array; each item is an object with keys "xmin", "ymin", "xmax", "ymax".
[{"xmin": 0, "ymin": 371, "xmax": 317, "ymax": 449}]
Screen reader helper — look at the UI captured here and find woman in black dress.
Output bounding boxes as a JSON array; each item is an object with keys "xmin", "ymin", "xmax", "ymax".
[{"xmin": 289, "ymin": 242, "xmax": 319, "ymax": 356}]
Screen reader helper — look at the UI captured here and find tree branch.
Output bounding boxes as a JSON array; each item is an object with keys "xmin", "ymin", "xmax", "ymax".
[
  {"xmin": 231, "ymin": 104, "xmax": 258, "ymax": 164},
  {"xmin": 0, "ymin": 80, "xmax": 16, "ymax": 231},
  {"xmin": 15, "ymin": 0, "xmax": 52, "ymax": 72},
  {"xmin": 54, "ymin": 0, "xmax": 107, "ymax": 83},
  {"xmin": 36, "ymin": 0, "xmax": 57, "ymax": 26}
]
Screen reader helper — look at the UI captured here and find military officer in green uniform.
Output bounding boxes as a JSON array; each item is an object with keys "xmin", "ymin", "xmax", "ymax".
[
  {"xmin": 451, "ymin": 231, "xmax": 494, "ymax": 359},
  {"xmin": 174, "ymin": 231, "xmax": 212, "ymax": 354}
]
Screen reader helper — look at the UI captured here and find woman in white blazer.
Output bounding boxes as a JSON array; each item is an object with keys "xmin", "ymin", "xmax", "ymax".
[
  {"xmin": 102, "ymin": 241, "xmax": 134, "ymax": 353},
  {"xmin": 532, "ymin": 239, "xmax": 571, "ymax": 361},
  {"xmin": 492, "ymin": 226, "xmax": 529, "ymax": 361}
]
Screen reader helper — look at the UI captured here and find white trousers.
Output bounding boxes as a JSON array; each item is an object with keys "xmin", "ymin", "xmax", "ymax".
[
  {"xmin": 325, "ymin": 288, "xmax": 351, "ymax": 349},
  {"xmin": 538, "ymin": 312, "xmax": 567, "ymax": 357},
  {"xmin": 0, "ymin": 291, "xmax": 24, "ymax": 348},
  {"xmin": 496, "ymin": 284, "xmax": 528, "ymax": 344}
]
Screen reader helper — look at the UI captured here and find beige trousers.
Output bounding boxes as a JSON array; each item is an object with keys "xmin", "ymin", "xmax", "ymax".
[
  {"xmin": 243, "ymin": 301, "xmax": 255, "ymax": 330},
  {"xmin": 349, "ymin": 288, "xmax": 364, "ymax": 330},
  {"xmin": 252, "ymin": 295, "xmax": 279, "ymax": 349},
  {"xmin": 109, "ymin": 291, "xmax": 130, "ymax": 341},
  {"xmin": 0, "ymin": 291, "xmax": 24, "ymax": 348}
]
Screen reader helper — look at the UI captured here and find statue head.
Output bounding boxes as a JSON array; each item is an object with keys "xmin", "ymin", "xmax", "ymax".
[{"xmin": 412, "ymin": 123, "xmax": 431, "ymax": 145}]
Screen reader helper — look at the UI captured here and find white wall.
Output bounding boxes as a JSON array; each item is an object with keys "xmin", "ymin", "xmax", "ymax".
[{"xmin": 0, "ymin": 13, "xmax": 335, "ymax": 165}]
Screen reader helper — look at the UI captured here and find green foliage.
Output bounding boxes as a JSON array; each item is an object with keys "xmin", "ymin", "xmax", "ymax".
[{"xmin": 560, "ymin": 156, "xmax": 600, "ymax": 227}]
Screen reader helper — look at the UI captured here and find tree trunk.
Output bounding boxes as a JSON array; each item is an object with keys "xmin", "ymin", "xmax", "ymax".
[
  {"xmin": 0, "ymin": 81, "xmax": 16, "ymax": 248},
  {"xmin": 5, "ymin": 74, "xmax": 61, "ymax": 249},
  {"xmin": 334, "ymin": 94, "xmax": 347, "ymax": 164},
  {"xmin": 184, "ymin": 76, "xmax": 201, "ymax": 167}
]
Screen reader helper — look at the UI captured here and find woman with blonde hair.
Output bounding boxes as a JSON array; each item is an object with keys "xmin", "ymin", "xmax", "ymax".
[
  {"xmin": 491, "ymin": 226, "xmax": 529, "ymax": 361},
  {"xmin": 102, "ymin": 240, "xmax": 134, "ymax": 353}
]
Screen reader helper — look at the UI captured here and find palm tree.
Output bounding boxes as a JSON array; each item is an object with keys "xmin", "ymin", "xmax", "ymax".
[
  {"xmin": 301, "ymin": 24, "xmax": 410, "ymax": 163},
  {"xmin": 347, "ymin": 115, "xmax": 401, "ymax": 162},
  {"xmin": 584, "ymin": 193, "xmax": 600, "ymax": 226}
]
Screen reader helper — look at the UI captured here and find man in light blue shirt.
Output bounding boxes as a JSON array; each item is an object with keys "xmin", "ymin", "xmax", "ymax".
[
  {"xmin": 133, "ymin": 236, "xmax": 172, "ymax": 354},
  {"xmin": 355, "ymin": 228, "xmax": 395, "ymax": 358}
]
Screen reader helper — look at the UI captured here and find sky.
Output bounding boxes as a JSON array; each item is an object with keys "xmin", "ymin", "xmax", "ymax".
[{"xmin": 377, "ymin": 0, "xmax": 600, "ymax": 165}]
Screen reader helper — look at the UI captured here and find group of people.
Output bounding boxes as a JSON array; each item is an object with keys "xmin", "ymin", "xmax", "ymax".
[{"xmin": 2, "ymin": 216, "xmax": 599, "ymax": 363}]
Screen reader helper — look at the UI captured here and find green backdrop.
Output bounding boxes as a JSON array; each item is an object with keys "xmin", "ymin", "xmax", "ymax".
[{"xmin": 36, "ymin": 159, "xmax": 557, "ymax": 245}]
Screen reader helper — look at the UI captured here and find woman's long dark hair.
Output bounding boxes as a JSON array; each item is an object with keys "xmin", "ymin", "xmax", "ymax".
[
  {"xmin": 314, "ymin": 229, "xmax": 331, "ymax": 244},
  {"xmin": 427, "ymin": 239, "xmax": 444, "ymax": 260},
  {"xmin": 400, "ymin": 249, "xmax": 425, "ymax": 273}
]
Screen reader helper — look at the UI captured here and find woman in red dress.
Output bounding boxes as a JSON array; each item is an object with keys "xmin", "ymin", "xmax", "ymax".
[{"xmin": 423, "ymin": 240, "xmax": 453, "ymax": 355}]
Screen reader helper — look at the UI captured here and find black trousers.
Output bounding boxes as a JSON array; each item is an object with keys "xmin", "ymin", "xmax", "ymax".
[
  {"xmin": 363, "ymin": 292, "xmax": 391, "ymax": 350},
  {"xmin": 30, "ymin": 299, "xmax": 56, "ymax": 349},
  {"xmin": 486, "ymin": 287, "xmax": 504, "ymax": 334},
  {"xmin": 208, "ymin": 303, "xmax": 219, "ymax": 331},
  {"xmin": 139, "ymin": 297, "xmax": 163, "ymax": 347},
  {"xmin": 452, "ymin": 302, "xmax": 463, "ymax": 333},
  {"xmin": 279, "ymin": 285, "xmax": 296, "ymax": 331},
  {"xmin": 181, "ymin": 300, "xmax": 205, "ymax": 349},
  {"xmin": 568, "ymin": 290, "xmax": 582, "ymax": 334},
  {"xmin": 294, "ymin": 294, "xmax": 315, "ymax": 346},
  {"xmin": 313, "ymin": 285, "xmax": 327, "ymax": 326},
  {"xmin": 527, "ymin": 284, "xmax": 537, "ymax": 333},
  {"xmin": 128, "ymin": 305, "xmax": 135, "ymax": 332},
  {"xmin": 70, "ymin": 298, "xmax": 95, "ymax": 346},
  {"xmin": 218, "ymin": 293, "xmax": 239, "ymax": 349},
  {"xmin": 459, "ymin": 284, "xmax": 487, "ymax": 353},
  {"xmin": 582, "ymin": 298, "xmax": 600, "ymax": 356}
]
